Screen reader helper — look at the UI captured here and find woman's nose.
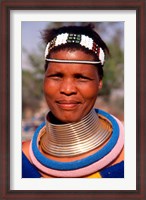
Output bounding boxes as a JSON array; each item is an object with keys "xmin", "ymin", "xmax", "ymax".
[{"xmin": 60, "ymin": 79, "xmax": 77, "ymax": 96}]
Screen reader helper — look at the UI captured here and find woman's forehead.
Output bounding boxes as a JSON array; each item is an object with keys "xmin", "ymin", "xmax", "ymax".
[
  {"xmin": 50, "ymin": 49, "xmax": 95, "ymax": 60},
  {"xmin": 46, "ymin": 61, "xmax": 98, "ymax": 75}
]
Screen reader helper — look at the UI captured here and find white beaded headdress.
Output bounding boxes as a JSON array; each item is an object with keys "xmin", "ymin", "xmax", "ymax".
[{"xmin": 45, "ymin": 33, "xmax": 105, "ymax": 65}]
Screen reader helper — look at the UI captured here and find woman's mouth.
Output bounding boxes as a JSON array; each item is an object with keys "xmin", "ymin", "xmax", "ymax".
[{"xmin": 56, "ymin": 100, "xmax": 80, "ymax": 110}]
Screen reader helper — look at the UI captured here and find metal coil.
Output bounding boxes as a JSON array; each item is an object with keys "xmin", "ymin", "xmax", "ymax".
[{"xmin": 40, "ymin": 109, "xmax": 112, "ymax": 157}]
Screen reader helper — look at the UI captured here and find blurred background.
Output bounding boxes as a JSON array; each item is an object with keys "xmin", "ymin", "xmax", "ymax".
[{"xmin": 22, "ymin": 22, "xmax": 124, "ymax": 141}]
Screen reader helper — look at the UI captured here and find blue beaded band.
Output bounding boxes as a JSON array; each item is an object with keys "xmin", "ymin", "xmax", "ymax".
[{"xmin": 31, "ymin": 109, "xmax": 119, "ymax": 170}]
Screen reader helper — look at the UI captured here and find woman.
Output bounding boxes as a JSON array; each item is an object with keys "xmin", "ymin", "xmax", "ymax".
[{"xmin": 22, "ymin": 24, "xmax": 124, "ymax": 178}]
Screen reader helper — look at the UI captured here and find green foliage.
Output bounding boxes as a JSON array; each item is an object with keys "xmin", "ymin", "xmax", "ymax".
[
  {"xmin": 22, "ymin": 49, "xmax": 44, "ymax": 114},
  {"xmin": 22, "ymin": 70, "xmax": 43, "ymax": 112},
  {"xmin": 99, "ymin": 42, "xmax": 124, "ymax": 99}
]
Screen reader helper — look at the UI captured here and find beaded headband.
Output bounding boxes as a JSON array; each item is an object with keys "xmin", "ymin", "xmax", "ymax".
[{"xmin": 45, "ymin": 33, "xmax": 105, "ymax": 65}]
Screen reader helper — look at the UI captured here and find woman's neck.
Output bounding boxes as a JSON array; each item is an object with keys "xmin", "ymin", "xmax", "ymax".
[{"xmin": 39, "ymin": 109, "xmax": 112, "ymax": 157}]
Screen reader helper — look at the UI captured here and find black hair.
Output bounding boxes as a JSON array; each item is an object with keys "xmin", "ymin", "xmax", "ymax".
[{"xmin": 42, "ymin": 24, "xmax": 110, "ymax": 80}]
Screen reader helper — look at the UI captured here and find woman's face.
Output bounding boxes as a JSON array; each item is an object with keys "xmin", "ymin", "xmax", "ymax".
[{"xmin": 43, "ymin": 49, "xmax": 102, "ymax": 123}]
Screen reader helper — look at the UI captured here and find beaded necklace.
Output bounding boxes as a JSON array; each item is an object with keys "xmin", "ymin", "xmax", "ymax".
[
  {"xmin": 29, "ymin": 116, "xmax": 124, "ymax": 177},
  {"xmin": 31, "ymin": 109, "xmax": 119, "ymax": 171}
]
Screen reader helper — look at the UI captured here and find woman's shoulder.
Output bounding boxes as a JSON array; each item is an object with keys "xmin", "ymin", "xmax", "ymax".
[{"xmin": 22, "ymin": 140, "xmax": 31, "ymax": 160}]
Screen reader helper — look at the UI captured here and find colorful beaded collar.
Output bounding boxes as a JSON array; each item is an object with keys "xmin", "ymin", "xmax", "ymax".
[
  {"xmin": 31, "ymin": 109, "xmax": 119, "ymax": 171},
  {"xmin": 29, "ymin": 116, "xmax": 124, "ymax": 177}
]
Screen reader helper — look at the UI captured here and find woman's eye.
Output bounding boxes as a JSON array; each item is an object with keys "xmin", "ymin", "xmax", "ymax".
[
  {"xmin": 75, "ymin": 74, "xmax": 93, "ymax": 81},
  {"xmin": 46, "ymin": 73, "xmax": 63, "ymax": 80}
]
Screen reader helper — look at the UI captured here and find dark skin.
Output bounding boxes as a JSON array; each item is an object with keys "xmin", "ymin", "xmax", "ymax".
[{"xmin": 43, "ymin": 49, "xmax": 102, "ymax": 123}]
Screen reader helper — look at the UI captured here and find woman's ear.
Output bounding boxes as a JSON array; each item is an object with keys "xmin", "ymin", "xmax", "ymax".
[{"xmin": 99, "ymin": 80, "xmax": 103, "ymax": 89}]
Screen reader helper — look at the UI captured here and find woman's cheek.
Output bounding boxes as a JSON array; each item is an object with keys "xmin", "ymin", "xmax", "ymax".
[
  {"xmin": 78, "ymin": 84, "xmax": 99, "ymax": 99},
  {"xmin": 43, "ymin": 80, "xmax": 58, "ymax": 96}
]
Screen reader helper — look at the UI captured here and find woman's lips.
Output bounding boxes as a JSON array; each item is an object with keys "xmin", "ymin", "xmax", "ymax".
[{"xmin": 56, "ymin": 100, "xmax": 80, "ymax": 110}]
